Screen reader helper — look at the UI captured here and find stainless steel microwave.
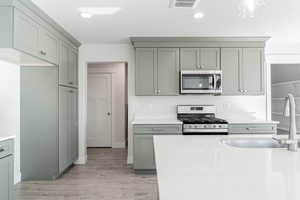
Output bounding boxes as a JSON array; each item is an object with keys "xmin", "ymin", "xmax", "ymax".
[{"xmin": 180, "ymin": 70, "xmax": 222, "ymax": 94}]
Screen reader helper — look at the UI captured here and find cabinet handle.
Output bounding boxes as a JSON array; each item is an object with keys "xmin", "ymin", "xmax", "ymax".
[
  {"xmin": 69, "ymin": 90, "xmax": 74, "ymax": 93},
  {"xmin": 244, "ymin": 90, "xmax": 248, "ymax": 93},
  {"xmin": 0, "ymin": 146, "xmax": 4, "ymax": 153},
  {"xmin": 107, "ymin": 112, "xmax": 111, "ymax": 116},
  {"xmin": 157, "ymin": 90, "xmax": 161, "ymax": 94},
  {"xmin": 69, "ymin": 82, "xmax": 73, "ymax": 85},
  {"xmin": 40, "ymin": 50, "xmax": 47, "ymax": 56}
]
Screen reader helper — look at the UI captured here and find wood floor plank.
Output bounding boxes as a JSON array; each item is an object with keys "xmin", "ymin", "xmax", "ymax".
[{"xmin": 16, "ymin": 148, "xmax": 158, "ymax": 200}]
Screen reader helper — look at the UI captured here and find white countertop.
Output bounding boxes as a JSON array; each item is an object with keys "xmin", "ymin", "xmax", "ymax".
[
  {"xmin": 132, "ymin": 118, "xmax": 183, "ymax": 125},
  {"xmin": 228, "ymin": 119, "xmax": 280, "ymax": 124},
  {"xmin": 154, "ymin": 135, "xmax": 300, "ymax": 200},
  {"xmin": 0, "ymin": 135, "xmax": 15, "ymax": 142}
]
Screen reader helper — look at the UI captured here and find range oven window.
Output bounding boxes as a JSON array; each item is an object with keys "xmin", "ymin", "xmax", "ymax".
[{"xmin": 182, "ymin": 74, "xmax": 214, "ymax": 90}]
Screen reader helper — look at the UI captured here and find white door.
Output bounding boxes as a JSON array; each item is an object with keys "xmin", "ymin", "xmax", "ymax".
[{"xmin": 87, "ymin": 73, "xmax": 112, "ymax": 147}]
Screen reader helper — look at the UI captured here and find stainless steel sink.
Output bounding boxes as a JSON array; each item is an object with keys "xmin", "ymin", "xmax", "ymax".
[{"xmin": 221, "ymin": 138, "xmax": 289, "ymax": 149}]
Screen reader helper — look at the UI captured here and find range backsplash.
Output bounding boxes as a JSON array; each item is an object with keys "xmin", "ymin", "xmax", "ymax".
[{"xmin": 133, "ymin": 95, "xmax": 267, "ymax": 121}]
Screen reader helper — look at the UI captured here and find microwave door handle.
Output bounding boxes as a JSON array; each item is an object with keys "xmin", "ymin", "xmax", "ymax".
[
  {"xmin": 212, "ymin": 75, "xmax": 216, "ymax": 90},
  {"xmin": 213, "ymin": 75, "xmax": 218, "ymax": 90}
]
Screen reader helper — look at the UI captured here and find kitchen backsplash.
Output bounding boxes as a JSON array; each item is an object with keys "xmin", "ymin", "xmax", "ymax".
[{"xmin": 133, "ymin": 95, "xmax": 267, "ymax": 121}]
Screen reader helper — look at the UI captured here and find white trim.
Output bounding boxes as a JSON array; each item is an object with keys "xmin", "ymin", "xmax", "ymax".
[
  {"xmin": 272, "ymin": 97, "xmax": 300, "ymax": 100},
  {"xmin": 272, "ymin": 112, "xmax": 300, "ymax": 117},
  {"xmin": 272, "ymin": 80, "xmax": 300, "ymax": 87},
  {"xmin": 112, "ymin": 142, "xmax": 126, "ymax": 148},
  {"xmin": 15, "ymin": 171, "xmax": 21, "ymax": 184},
  {"xmin": 127, "ymin": 155, "xmax": 133, "ymax": 165},
  {"xmin": 277, "ymin": 127, "xmax": 300, "ymax": 134},
  {"xmin": 74, "ymin": 155, "xmax": 88, "ymax": 165}
]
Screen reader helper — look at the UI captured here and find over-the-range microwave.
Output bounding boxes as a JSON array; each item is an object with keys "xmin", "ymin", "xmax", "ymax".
[{"xmin": 180, "ymin": 70, "xmax": 222, "ymax": 94}]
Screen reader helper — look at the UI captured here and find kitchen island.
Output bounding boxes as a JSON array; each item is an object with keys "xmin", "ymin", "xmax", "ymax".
[{"xmin": 154, "ymin": 135, "xmax": 300, "ymax": 200}]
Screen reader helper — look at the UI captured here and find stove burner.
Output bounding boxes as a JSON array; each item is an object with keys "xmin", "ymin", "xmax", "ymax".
[{"xmin": 178, "ymin": 117, "xmax": 228, "ymax": 124}]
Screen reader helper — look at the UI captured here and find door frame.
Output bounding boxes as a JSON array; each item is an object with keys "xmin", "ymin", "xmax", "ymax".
[{"xmin": 87, "ymin": 72, "xmax": 112, "ymax": 148}]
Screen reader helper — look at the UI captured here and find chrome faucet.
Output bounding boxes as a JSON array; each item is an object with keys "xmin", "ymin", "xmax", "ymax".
[{"xmin": 279, "ymin": 94, "xmax": 298, "ymax": 152}]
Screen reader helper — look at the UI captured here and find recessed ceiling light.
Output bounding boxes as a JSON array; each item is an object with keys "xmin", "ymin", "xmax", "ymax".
[
  {"xmin": 80, "ymin": 12, "xmax": 92, "ymax": 19},
  {"xmin": 78, "ymin": 7, "xmax": 121, "ymax": 18},
  {"xmin": 194, "ymin": 12, "xmax": 205, "ymax": 19}
]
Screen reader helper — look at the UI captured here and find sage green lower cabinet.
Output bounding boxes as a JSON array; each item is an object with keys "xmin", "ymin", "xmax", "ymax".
[
  {"xmin": 133, "ymin": 124, "xmax": 182, "ymax": 173},
  {"xmin": 0, "ymin": 139, "xmax": 14, "ymax": 200},
  {"xmin": 59, "ymin": 86, "xmax": 79, "ymax": 173},
  {"xmin": 229, "ymin": 123, "xmax": 277, "ymax": 134},
  {"xmin": 21, "ymin": 67, "xmax": 78, "ymax": 180},
  {"xmin": 135, "ymin": 48, "xmax": 179, "ymax": 96},
  {"xmin": 221, "ymin": 48, "xmax": 265, "ymax": 95}
]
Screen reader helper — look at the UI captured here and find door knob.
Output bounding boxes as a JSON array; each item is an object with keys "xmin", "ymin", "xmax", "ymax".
[{"xmin": 107, "ymin": 112, "xmax": 111, "ymax": 116}]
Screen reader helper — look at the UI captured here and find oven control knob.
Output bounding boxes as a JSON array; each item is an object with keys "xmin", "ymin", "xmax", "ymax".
[
  {"xmin": 213, "ymin": 125, "xmax": 216, "ymax": 128},
  {"xmin": 204, "ymin": 125, "xmax": 207, "ymax": 128},
  {"xmin": 219, "ymin": 125, "xmax": 222, "ymax": 128}
]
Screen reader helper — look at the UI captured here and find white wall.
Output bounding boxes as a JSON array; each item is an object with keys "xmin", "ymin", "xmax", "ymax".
[
  {"xmin": 0, "ymin": 60, "xmax": 20, "ymax": 183},
  {"xmin": 88, "ymin": 63, "xmax": 126, "ymax": 148},
  {"xmin": 78, "ymin": 44, "xmax": 135, "ymax": 164}
]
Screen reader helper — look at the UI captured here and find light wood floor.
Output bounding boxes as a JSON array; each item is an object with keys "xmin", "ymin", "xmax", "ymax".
[{"xmin": 16, "ymin": 148, "xmax": 158, "ymax": 200}]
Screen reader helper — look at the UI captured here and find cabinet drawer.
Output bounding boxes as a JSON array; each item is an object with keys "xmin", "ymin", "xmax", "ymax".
[
  {"xmin": 134, "ymin": 124, "xmax": 182, "ymax": 135},
  {"xmin": 229, "ymin": 124, "xmax": 277, "ymax": 134},
  {"xmin": 0, "ymin": 139, "xmax": 14, "ymax": 159}
]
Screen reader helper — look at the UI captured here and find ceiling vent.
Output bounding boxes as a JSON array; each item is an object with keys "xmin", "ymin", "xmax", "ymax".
[{"xmin": 169, "ymin": 0, "xmax": 200, "ymax": 8}]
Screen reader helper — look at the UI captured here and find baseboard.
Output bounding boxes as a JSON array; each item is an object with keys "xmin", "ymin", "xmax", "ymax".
[
  {"xmin": 75, "ymin": 155, "xmax": 87, "ymax": 165},
  {"xmin": 112, "ymin": 142, "xmax": 126, "ymax": 148},
  {"xmin": 127, "ymin": 155, "xmax": 133, "ymax": 165},
  {"xmin": 14, "ymin": 171, "xmax": 21, "ymax": 184}
]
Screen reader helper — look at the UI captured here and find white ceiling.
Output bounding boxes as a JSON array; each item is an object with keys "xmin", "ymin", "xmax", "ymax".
[{"xmin": 32, "ymin": 0, "xmax": 300, "ymax": 45}]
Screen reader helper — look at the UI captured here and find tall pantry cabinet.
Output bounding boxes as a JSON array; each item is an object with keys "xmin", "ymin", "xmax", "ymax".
[
  {"xmin": 21, "ymin": 41, "xmax": 79, "ymax": 180},
  {"xmin": 15, "ymin": 0, "xmax": 81, "ymax": 180}
]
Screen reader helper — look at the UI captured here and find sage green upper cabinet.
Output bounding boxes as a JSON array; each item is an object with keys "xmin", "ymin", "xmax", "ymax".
[
  {"xmin": 241, "ymin": 48, "xmax": 265, "ymax": 95},
  {"xmin": 180, "ymin": 48, "xmax": 220, "ymax": 70},
  {"xmin": 135, "ymin": 48, "xmax": 156, "ymax": 95},
  {"xmin": 38, "ymin": 28, "xmax": 59, "ymax": 64},
  {"xmin": 69, "ymin": 48, "xmax": 79, "ymax": 87},
  {"xmin": 222, "ymin": 48, "xmax": 265, "ymax": 95},
  {"xmin": 14, "ymin": 9, "xmax": 40, "ymax": 58},
  {"xmin": 59, "ymin": 42, "xmax": 78, "ymax": 87},
  {"xmin": 221, "ymin": 48, "xmax": 243, "ymax": 95},
  {"xmin": 200, "ymin": 48, "xmax": 220, "ymax": 70},
  {"xmin": 14, "ymin": 9, "xmax": 58, "ymax": 65},
  {"xmin": 180, "ymin": 48, "xmax": 199, "ymax": 70},
  {"xmin": 157, "ymin": 48, "xmax": 180, "ymax": 95},
  {"xmin": 135, "ymin": 48, "xmax": 179, "ymax": 96},
  {"xmin": 0, "ymin": 1, "xmax": 81, "ymax": 66},
  {"xmin": 59, "ymin": 42, "xmax": 69, "ymax": 86}
]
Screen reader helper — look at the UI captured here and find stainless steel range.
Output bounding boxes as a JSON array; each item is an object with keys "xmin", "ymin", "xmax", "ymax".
[{"xmin": 177, "ymin": 105, "xmax": 228, "ymax": 135}]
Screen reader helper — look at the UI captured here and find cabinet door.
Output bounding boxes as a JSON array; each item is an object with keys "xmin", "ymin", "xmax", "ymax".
[
  {"xmin": 133, "ymin": 135, "xmax": 155, "ymax": 170},
  {"xmin": 59, "ymin": 42, "xmax": 69, "ymax": 86},
  {"xmin": 200, "ymin": 48, "xmax": 220, "ymax": 70},
  {"xmin": 70, "ymin": 89, "xmax": 78, "ymax": 162},
  {"xmin": 0, "ymin": 156, "xmax": 13, "ymax": 200},
  {"xmin": 38, "ymin": 28, "xmax": 59, "ymax": 65},
  {"xmin": 14, "ymin": 9, "xmax": 39, "ymax": 57},
  {"xmin": 241, "ymin": 48, "xmax": 264, "ymax": 95},
  {"xmin": 68, "ymin": 49, "xmax": 78, "ymax": 86},
  {"xmin": 135, "ymin": 48, "xmax": 156, "ymax": 95},
  {"xmin": 221, "ymin": 48, "xmax": 243, "ymax": 95},
  {"xmin": 157, "ymin": 48, "xmax": 180, "ymax": 96},
  {"xmin": 59, "ymin": 87, "xmax": 71, "ymax": 173},
  {"xmin": 180, "ymin": 48, "xmax": 199, "ymax": 70}
]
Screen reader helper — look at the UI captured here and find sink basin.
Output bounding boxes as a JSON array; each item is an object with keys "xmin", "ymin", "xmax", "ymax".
[{"xmin": 221, "ymin": 138, "xmax": 287, "ymax": 148}]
